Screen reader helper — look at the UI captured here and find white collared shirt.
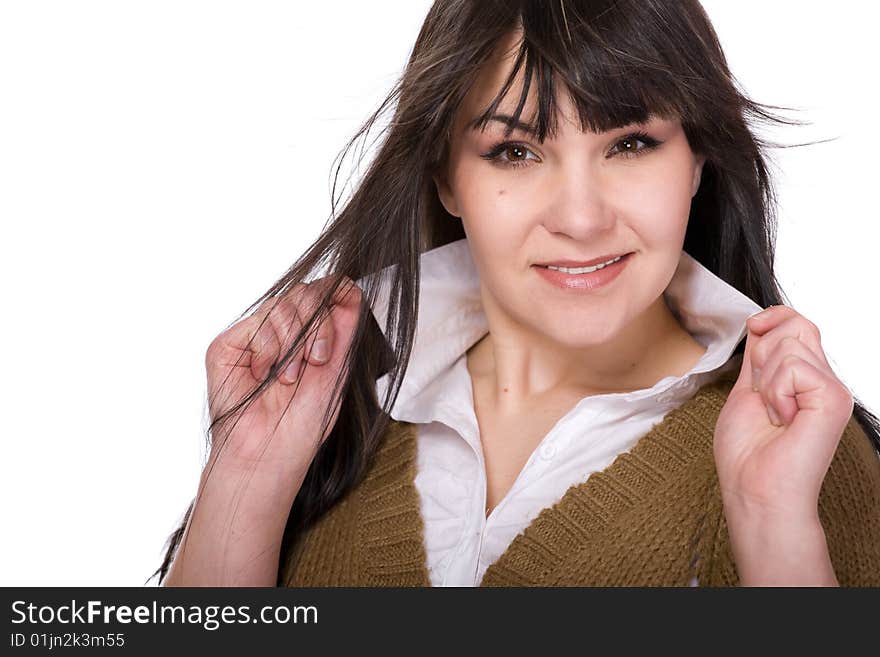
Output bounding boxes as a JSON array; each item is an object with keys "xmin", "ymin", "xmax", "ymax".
[{"xmin": 359, "ymin": 238, "xmax": 763, "ymax": 586}]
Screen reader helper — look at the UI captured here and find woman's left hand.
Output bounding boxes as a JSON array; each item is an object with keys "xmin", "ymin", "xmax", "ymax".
[{"xmin": 713, "ymin": 305, "xmax": 854, "ymax": 521}]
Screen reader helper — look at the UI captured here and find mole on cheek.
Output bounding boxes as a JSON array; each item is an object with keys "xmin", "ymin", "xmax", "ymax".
[{"xmin": 498, "ymin": 189, "xmax": 506, "ymax": 196}]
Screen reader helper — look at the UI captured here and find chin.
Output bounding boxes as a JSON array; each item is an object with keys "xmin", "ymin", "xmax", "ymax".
[{"xmin": 541, "ymin": 321, "xmax": 622, "ymax": 349}]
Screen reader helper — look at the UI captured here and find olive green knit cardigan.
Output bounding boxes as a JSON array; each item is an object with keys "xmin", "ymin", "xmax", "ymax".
[{"xmin": 278, "ymin": 371, "xmax": 880, "ymax": 586}]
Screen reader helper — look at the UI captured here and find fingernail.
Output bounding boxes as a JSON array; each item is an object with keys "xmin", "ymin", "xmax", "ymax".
[
  {"xmin": 752, "ymin": 368, "xmax": 761, "ymax": 391},
  {"xmin": 312, "ymin": 338, "xmax": 329, "ymax": 362},
  {"xmin": 767, "ymin": 404, "xmax": 781, "ymax": 426},
  {"xmin": 284, "ymin": 360, "xmax": 298, "ymax": 381},
  {"xmin": 751, "ymin": 307, "xmax": 772, "ymax": 322}
]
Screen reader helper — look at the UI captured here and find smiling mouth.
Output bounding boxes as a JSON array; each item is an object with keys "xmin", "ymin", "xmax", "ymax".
[
  {"xmin": 533, "ymin": 252, "xmax": 633, "ymax": 273},
  {"xmin": 531, "ymin": 252, "xmax": 633, "ymax": 291}
]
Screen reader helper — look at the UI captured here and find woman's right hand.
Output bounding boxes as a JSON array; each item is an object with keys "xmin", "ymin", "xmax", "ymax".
[
  {"xmin": 164, "ymin": 276, "xmax": 363, "ymax": 586},
  {"xmin": 203, "ymin": 275, "xmax": 363, "ymax": 484}
]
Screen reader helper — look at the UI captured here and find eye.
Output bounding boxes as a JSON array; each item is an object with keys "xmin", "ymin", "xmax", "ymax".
[
  {"xmin": 607, "ymin": 131, "xmax": 663, "ymax": 159},
  {"xmin": 480, "ymin": 130, "xmax": 664, "ymax": 170},
  {"xmin": 479, "ymin": 142, "xmax": 540, "ymax": 169}
]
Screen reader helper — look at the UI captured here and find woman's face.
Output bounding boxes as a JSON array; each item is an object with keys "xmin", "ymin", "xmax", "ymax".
[{"xmin": 433, "ymin": 36, "xmax": 705, "ymax": 355}]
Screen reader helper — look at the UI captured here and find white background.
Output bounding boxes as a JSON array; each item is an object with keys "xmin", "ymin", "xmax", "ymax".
[{"xmin": 0, "ymin": 1, "xmax": 876, "ymax": 586}]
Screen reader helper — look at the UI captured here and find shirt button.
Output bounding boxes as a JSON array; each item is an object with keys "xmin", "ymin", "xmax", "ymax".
[{"xmin": 540, "ymin": 442, "xmax": 557, "ymax": 460}]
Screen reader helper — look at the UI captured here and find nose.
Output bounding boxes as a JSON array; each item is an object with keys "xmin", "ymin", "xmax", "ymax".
[{"xmin": 540, "ymin": 163, "xmax": 616, "ymax": 240}]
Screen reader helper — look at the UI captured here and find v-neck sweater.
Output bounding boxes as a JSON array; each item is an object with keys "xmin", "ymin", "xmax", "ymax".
[
  {"xmin": 364, "ymin": 238, "xmax": 764, "ymax": 585},
  {"xmin": 277, "ymin": 370, "xmax": 880, "ymax": 586}
]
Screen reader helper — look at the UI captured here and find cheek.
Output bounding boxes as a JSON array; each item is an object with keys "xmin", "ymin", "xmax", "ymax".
[
  {"xmin": 450, "ymin": 143, "xmax": 528, "ymax": 212},
  {"xmin": 615, "ymin": 161, "xmax": 694, "ymax": 242},
  {"xmin": 452, "ymin": 172, "xmax": 532, "ymax": 243}
]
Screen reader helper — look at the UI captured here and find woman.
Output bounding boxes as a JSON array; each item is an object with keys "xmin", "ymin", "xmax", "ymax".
[{"xmin": 154, "ymin": 0, "xmax": 880, "ymax": 586}]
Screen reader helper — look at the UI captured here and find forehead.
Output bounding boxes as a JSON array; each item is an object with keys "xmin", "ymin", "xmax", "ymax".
[
  {"xmin": 454, "ymin": 28, "xmax": 681, "ymax": 142},
  {"xmin": 456, "ymin": 31, "xmax": 553, "ymax": 132}
]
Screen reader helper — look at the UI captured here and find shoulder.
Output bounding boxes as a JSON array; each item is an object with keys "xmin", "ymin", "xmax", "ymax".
[
  {"xmin": 705, "ymin": 412, "xmax": 880, "ymax": 587},
  {"xmin": 824, "ymin": 413, "xmax": 880, "ymax": 489},
  {"xmin": 691, "ymin": 370, "xmax": 880, "ymax": 586},
  {"xmin": 818, "ymin": 413, "xmax": 880, "ymax": 586}
]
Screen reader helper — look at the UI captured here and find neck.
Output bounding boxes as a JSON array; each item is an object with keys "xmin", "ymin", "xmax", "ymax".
[{"xmin": 466, "ymin": 294, "xmax": 706, "ymax": 416}]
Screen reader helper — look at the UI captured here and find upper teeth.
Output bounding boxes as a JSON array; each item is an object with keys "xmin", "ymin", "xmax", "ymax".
[{"xmin": 546, "ymin": 255, "xmax": 623, "ymax": 274}]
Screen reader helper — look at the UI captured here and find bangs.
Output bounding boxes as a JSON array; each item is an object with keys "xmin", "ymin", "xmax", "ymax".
[{"xmin": 469, "ymin": 0, "xmax": 698, "ymax": 142}]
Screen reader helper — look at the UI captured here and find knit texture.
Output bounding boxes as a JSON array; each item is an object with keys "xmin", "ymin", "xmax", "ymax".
[{"xmin": 278, "ymin": 371, "xmax": 880, "ymax": 586}]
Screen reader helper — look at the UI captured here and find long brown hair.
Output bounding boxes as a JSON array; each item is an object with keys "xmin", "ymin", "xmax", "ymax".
[{"xmin": 149, "ymin": 0, "xmax": 880, "ymax": 585}]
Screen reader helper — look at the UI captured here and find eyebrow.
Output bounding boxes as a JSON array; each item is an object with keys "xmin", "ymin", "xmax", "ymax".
[
  {"xmin": 468, "ymin": 113, "xmax": 539, "ymax": 136},
  {"xmin": 468, "ymin": 112, "xmax": 662, "ymax": 138}
]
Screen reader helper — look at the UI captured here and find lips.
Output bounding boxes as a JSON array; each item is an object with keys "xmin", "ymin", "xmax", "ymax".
[
  {"xmin": 535, "ymin": 252, "xmax": 633, "ymax": 268},
  {"xmin": 533, "ymin": 251, "xmax": 631, "ymax": 291}
]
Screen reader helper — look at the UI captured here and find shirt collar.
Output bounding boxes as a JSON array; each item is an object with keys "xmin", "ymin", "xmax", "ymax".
[{"xmin": 360, "ymin": 238, "xmax": 763, "ymax": 420}]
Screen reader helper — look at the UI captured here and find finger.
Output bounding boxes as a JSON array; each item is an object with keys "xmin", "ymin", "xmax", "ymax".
[
  {"xmin": 733, "ymin": 325, "xmax": 760, "ymax": 394},
  {"xmin": 755, "ymin": 337, "xmax": 828, "ymax": 425},
  {"xmin": 271, "ymin": 276, "xmax": 362, "ymax": 378},
  {"xmin": 745, "ymin": 304, "xmax": 795, "ymax": 335},
  {"xmin": 271, "ymin": 281, "xmax": 339, "ymax": 380},
  {"xmin": 747, "ymin": 312, "xmax": 828, "ymax": 379},
  {"xmin": 746, "ymin": 304, "xmax": 824, "ymax": 356},
  {"xmin": 295, "ymin": 285, "xmax": 336, "ymax": 367},
  {"xmin": 250, "ymin": 307, "xmax": 284, "ymax": 381},
  {"xmin": 328, "ymin": 275, "xmax": 364, "ymax": 309},
  {"xmin": 763, "ymin": 354, "xmax": 853, "ymax": 453},
  {"xmin": 208, "ymin": 296, "xmax": 279, "ymax": 375},
  {"xmin": 267, "ymin": 292, "xmax": 309, "ymax": 384},
  {"xmin": 733, "ymin": 307, "xmax": 791, "ymax": 393}
]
